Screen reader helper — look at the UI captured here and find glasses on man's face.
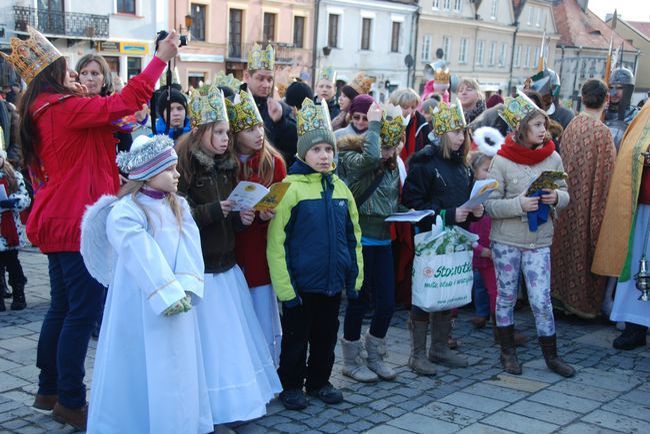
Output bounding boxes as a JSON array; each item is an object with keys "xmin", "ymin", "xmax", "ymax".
[{"xmin": 352, "ymin": 114, "xmax": 368, "ymax": 121}]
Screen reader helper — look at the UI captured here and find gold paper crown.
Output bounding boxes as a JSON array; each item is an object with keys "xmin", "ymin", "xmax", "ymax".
[
  {"xmin": 226, "ymin": 90, "xmax": 264, "ymax": 134},
  {"xmin": 381, "ymin": 104, "xmax": 408, "ymax": 148},
  {"xmin": 247, "ymin": 43, "xmax": 275, "ymax": 71},
  {"xmin": 318, "ymin": 67, "xmax": 337, "ymax": 83},
  {"xmin": 296, "ymin": 98, "xmax": 332, "ymax": 137},
  {"xmin": 213, "ymin": 72, "xmax": 242, "ymax": 93},
  {"xmin": 350, "ymin": 72, "xmax": 374, "ymax": 95},
  {"xmin": 0, "ymin": 26, "xmax": 62, "ymax": 85},
  {"xmin": 499, "ymin": 90, "xmax": 540, "ymax": 130},
  {"xmin": 434, "ymin": 67, "xmax": 450, "ymax": 84},
  {"xmin": 431, "ymin": 101, "xmax": 466, "ymax": 136},
  {"xmin": 189, "ymin": 83, "xmax": 229, "ymax": 128}
]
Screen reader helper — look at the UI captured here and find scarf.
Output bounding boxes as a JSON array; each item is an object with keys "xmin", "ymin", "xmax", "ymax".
[{"xmin": 497, "ymin": 134, "xmax": 556, "ymax": 165}]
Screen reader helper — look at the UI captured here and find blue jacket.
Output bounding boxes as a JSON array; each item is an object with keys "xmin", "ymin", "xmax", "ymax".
[{"xmin": 267, "ymin": 160, "xmax": 363, "ymax": 305}]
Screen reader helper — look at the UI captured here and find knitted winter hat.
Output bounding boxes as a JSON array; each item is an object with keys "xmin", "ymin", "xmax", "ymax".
[
  {"xmin": 157, "ymin": 87, "xmax": 188, "ymax": 118},
  {"xmin": 349, "ymin": 94, "xmax": 375, "ymax": 116},
  {"xmin": 284, "ymin": 81, "xmax": 314, "ymax": 109},
  {"xmin": 296, "ymin": 98, "xmax": 336, "ymax": 161},
  {"xmin": 116, "ymin": 135, "xmax": 177, "ymax": 181}
]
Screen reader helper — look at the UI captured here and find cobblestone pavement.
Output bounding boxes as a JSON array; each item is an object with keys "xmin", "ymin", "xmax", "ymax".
[{"xmin": 1, "ymin": 251, "xmax": 650, "ymax": 433}]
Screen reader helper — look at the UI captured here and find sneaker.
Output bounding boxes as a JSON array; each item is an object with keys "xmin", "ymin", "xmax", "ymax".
[
  {"xmin": 307, "ymin": 383, "xmax": 344, "ymax": 404},
  {"xmin": 279, "ymin": 389, "xmax": 308, "ymax": 411}
]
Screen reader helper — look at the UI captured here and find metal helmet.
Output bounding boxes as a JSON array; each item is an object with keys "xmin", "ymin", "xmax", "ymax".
[
  {"xmin": 525, "ymin": 67, "xmax": 561, "ymax": 99},
  {"xmin": 609, "ymin": 67, "xmax": 635, "ymax": 87}
]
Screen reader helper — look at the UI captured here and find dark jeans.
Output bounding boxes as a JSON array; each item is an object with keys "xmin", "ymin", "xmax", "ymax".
[
  {"xmin": 278, "ymin": 292, "xmax": 341, "ymax": 392},
  {"xmin": 0, "ymin": 250, "xmax": 26, "ymax": 287},
  {"xmin": 36, "ymin": 252, "xmax": 105, "ymax": 408},
  {"xmin": 344, "ymin": 245, "xmax": 396, "ymax": 340}
]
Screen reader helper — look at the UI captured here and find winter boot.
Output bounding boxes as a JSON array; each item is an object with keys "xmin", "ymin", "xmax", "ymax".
[
  {"xmin": 497, "ymin": 325, "xmax": 522, "ymax": 375},
  {"xmin": 408, "ymin": 315, "xmax": 438, "ymax": 376},
  {"xmin": 492, "ymin": 316, "xmax": 528, "ymax": 347},
  {"xmin": 612, "ymin": 322, "xmax": 647, "ymax": 351},
  {"xmin": 429, "ymin": 311, "xmax": 468, "ymax": 367},
  {"xmin": 365, "ymin": 331, "xmax": 396, "ymax": 381},
  {"xmin": 340, "ymin": 338, "xmax": 379, "ymax": 382},
  {"xmin": 539, "ymin": 335, "xmax": 575, "ymax": 378},
  {"xmin": 10, "ymin": 282, "xmax": 26, "ymax": 311}
]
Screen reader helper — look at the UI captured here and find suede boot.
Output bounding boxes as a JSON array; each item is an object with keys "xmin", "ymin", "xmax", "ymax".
[
  {"xmin": 52, "ymin": 402, "xmax": 88, "ymax": 431},
  {"xmin": 539, "ymin": 334, "xmax": 575, "ymax": 378},
  {"xmin": 365, "ymin": 331, "xmax": 396, "ymax": 381},
  {"xmin": 429, "ymin": 311, "xmax": 468, "ymax": 367},
  {"xmin": 497, "ymin": 325, "xmax": 522, "ymax": 375},
  {"xmin": 408, "ymin": 315, "xmax": 437, "ymax": 376},
  {"xmin": 492, "ymin": 316, "xmax": 527, "ymax": 346},
  {"xmin": 340, "ymin": 338, "xmax": 378, "ymax": 383}
]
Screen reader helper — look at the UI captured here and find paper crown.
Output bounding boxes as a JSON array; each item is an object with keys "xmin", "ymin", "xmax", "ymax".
[
  {"xmin": 213, "ymin": 72, "xmax": 242, "ymax": 93},
  {"xmin": 0, "ymin": 26, "xmax": 62, "ymax": 85},
  {"xmin": 226, "ymin": 90, "xmax": 264, "ymax": 133},
  {"xmin": 381, "ymin": 104, "xmax": 409, "ymax": 148},
  {"xmin": 116, "ymin": 135, "xmax": 177, "ymax": 181},
  {"xmin": 499, "ymin": 90, "xmax": 540, "ymax": 130},
  {"xmin": 318, "ymin": 67, "xmax": 337, "ymax": 83},
  {"xmin": 434, "ymin": 67, "xmax": 451, "ymax": 84},
  {"xmin": 524, "ymin": 68, "xmax": 561, "ymax": 98},
  {"xmin": 189, "ymin": 83, "xmax": 229, "ymax": 128},
  {"xmin": 431, "ymin": 101, "xmax": 466, "ymax": 136},
  {"xmin": 350, "ymin": 72, "xmax": 374, "ymax": 95},
  {"xmin": 296, "ymin": 98, "xmax": 332, "ymax": 137},
  {"xmin": 248, "ymin": 43, "xmax": 275, "ymax": 71}
]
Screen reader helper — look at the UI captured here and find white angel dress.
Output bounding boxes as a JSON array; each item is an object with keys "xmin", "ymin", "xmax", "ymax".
[{"xmin": 81, "ymin": 194, "xmax": 213, "ymax": 434}]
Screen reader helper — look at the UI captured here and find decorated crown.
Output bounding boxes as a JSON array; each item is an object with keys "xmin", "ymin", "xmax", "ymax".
[
  {"xmin": 318, "ymin": 67, "xmax": 337, "ymax": 83},
  {"xmin": 213, "ymin": 72, "xmax": 242, "ymax": 93},
  {"xmin": 248, "ymin": 43, "xmax": 275, "ymax": 71},
  {"xmin": 434, "ymin": 67, "xmax": 451, "ymax": 84},
  {"xmin": 189, "ymin": 83, "xmax": 229, "ymax": 128},
  {"xmin": 0, "ymin": 26, "xmax": 62, "ymax": 85},
  {"xmin": 499, "ymin": 90, "xmax": 540, "ymax": 130},
  {"xmin": 296, "ymin": 98, "xmax": 332, "ymax": 137},
  {"xmin": 431, "ymin": 101, "xmax": 466, "ymax": 136},
  {"xmin": 350, "ymin": 72, "xmax": 374, "ymax": 95},
  {"xmin": 226, "ymin": 90, "xmax": 264, "ymax": 134},
  {"xmin": 381, "ymin": 104, "xmax": 409, "ymax": 148}
]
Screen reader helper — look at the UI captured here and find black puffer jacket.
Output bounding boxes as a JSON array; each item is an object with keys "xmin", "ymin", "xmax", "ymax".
[{"xmin": 402, "ymin": 144, "xmax": 475, "ymax": 231}]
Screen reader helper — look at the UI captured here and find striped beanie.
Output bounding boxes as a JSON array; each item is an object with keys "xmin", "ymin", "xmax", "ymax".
[{"xmin": 116, "ymin": 135, "xmax": 177, "ymax": 181}]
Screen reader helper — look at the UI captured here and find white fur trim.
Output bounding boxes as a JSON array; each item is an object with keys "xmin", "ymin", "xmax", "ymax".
[
  {"xmin": 473, "ymin": 126, "xmax": 504, "ymax": 157},
  {"xmin": 80, "ymin": 195, "xmax": 118, "ymax": 287}
]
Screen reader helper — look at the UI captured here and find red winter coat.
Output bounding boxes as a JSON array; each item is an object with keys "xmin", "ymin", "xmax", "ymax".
[
  {"xmin": 235, "ymin": 152, "xmax": 286, "ymax": 287},
  {"xmin": 27, "ymin": 57, "xmax": 166, "ymax": 253}
]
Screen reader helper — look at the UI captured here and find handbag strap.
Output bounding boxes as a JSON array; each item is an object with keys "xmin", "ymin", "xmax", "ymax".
[{"xmin": 355, "ymin": 169, "xmax": 385, "ymax": 208}]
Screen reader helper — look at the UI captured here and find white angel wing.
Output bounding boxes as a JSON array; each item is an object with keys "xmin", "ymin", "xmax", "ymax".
[{"xmin": 80, "ymin": 195, "xmax": 118, "ymax": 287}]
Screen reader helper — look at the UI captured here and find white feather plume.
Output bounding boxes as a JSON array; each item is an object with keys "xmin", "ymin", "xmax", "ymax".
[{"xmin": 473, "ymin": 126, "xmax": 504, "ymax": 157}]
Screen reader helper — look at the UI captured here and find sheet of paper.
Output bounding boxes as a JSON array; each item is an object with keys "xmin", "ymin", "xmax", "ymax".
[
  {"xmin": 385, "ymin": 210, "xmax": 435, "ymax": 223},
  {"xmin": 461, "ymin": 179, "xmax": 499, "ymax": 209},
  {"xmin": 254, "ymin": 182, "xmax": 291, "ymax": 212},
  {"xmin": 227, "ymin": 181, "xmax": 270, "ymax": 211}
]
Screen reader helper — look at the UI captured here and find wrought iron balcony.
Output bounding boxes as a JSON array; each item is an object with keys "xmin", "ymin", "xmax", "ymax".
[{"xmin": 13, "ymin": 6, "xmax": 109, "ymax": 39}]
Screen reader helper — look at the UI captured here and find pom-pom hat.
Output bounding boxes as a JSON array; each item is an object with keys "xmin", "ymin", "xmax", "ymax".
[{"xmin": 116, "ymin": 135, "xmax": 177, "ymax": 181}]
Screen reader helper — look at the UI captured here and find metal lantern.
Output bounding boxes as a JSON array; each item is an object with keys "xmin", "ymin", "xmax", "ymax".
[{"xmin": 634, "ymin": 254, "xmax": 650, "ymax": 302}]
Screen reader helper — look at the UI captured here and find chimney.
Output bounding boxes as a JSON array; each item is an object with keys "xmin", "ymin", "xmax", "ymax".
[{"xmin": 576, "ymin": 0, "xmax": 589, "ymax": 12}]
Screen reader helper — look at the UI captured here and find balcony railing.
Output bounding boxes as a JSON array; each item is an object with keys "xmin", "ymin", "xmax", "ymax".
[
  {"xmin": 228, "ymin": 41, "xmax": 308, "ymax": 64},
  {"xmin": 13, "ymin": 6, "xmax": 109, "ymax": 39}
]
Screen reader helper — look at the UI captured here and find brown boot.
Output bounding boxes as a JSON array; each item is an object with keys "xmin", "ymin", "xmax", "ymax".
[
  {"xmin": 492, "ymin": 316, "xmax": 527, "ymax": 347},
  {"xmin": 33, "ymin": 394, "xmax": 58, "ymax": 411},
  {"xmin": 539, "ymin": 335, "xmax": 575, "ymax": 378},
  {"xmin": 52, "ymin": 402, "xmax": 88, "ymax": 431},
  {"xmin": 496, "ymin": 325, "xmax": 522, "ymax": 375}
]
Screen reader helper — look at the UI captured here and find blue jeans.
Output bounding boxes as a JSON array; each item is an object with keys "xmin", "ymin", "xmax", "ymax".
[
  {"xmin": 343, "ymin": 245, "xmax": 396, "ymax": 340},
  {"xmin": 36, "ymin": 252, "xmax": 105, "ymax": 408},
  {"xmin": 473, "ymin": 269, "xmax": 490, "ymax": 318}
]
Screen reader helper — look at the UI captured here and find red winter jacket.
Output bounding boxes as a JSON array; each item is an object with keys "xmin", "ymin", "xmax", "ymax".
[
  {"xmin": 27, "ymin": 57, "xmax": 166, "ymax": 253},
  {"xmin": 235, "ymin": 152, "xmax": 287, "ymax": 287}
]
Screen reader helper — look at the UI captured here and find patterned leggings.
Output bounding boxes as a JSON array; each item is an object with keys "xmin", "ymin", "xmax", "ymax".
[{"xmin": 492, "ymin": 242, "xmax": 556, "ymax": 337}]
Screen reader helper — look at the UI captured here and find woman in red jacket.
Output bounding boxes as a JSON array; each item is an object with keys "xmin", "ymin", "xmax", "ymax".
[{"xmin": 9, "ymin": 27, "xmax": 180, "ymax": 430}]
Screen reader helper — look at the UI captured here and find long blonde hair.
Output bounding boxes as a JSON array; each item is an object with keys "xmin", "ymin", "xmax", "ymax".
[
  {"xmin": 118, "ymin": 180, "xmax": 183, "ymax": 230},
  {"xmin": 440, "ymin": 129, "xmax": 470, "ymax": 164},
  {"xmin": 233, "ymin": 126, "xmax": 285, "ymax": 186}
]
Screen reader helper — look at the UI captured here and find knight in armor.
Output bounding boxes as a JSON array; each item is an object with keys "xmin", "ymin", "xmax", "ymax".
[{"xmin": 605, "ymin": 67, "xmax": 639, "ymax": 150}]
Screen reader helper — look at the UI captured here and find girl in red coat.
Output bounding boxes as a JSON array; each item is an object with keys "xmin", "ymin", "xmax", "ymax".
[{"xmin": 234, "ymin": 121, "xmax": 287, "ymax": 366}]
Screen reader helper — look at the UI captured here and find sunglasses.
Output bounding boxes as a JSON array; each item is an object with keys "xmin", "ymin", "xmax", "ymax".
[{"xmin": 352, "ymin": 114, "xmax": 368, "ymax": 121}]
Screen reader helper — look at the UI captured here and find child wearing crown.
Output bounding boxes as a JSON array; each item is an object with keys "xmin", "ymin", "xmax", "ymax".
[
  {"xmin": 81, "ymin": 135, "xmax": 213, "ymax": 433},
  {"xmin": 485, "ymin": 92, "xmax": 574, "ymax": 378},
  {"xmin": 267, "ymin": 98, "xmax": 363, "ymax": 410},
  {"xmin": 402, "ymin": 101, "xmax": 483, "ymax": 376},
  {"xmin": 175, "ymin": 85, "xmax": 281, "ymax": 426}
]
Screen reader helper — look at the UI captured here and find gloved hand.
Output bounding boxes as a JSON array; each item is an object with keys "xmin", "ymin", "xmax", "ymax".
[
  {"xmin": 163, "ymin": 294, "xmax": 192, "ymax": 316},
  {"xmin": 0, "ymin": 198, "xmax": 20, "ymax": 209}
]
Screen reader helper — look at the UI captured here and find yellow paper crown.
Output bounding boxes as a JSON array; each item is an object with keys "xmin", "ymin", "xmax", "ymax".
[
  {"xmin": 431, "ymin": 101, "xmax": 466, "ymax": 136},
  {"xmin": 0, "ymin": 26, "xmax": 62, "ymax": 85},
  {"xmin": 499, "ymin": 90, "xmax": 540, "ymax": 130},
  {"xmin": 318, "ymin": 67, "xmax": 337, "ymax": 83},
  {"xmin": 247, "ymin": 43, "xmax": 275, "ymax": 71},
  {"xmin": 296, "ymin": 98, "xmax": 332, "ymax": 137},
  {"xmin": 434, "ymin": 67, "xmax": 450, "ymax": 84},
  {"xmin": 381, "ymin": 104, "xmax": 408, "ymax": 148},
  {"xmin": 189, "ymin": 83, "xmax": 229, "ymax": 128},
  {"xmin": 226, "ymin": 90, "xmax": 263, "ymax": 134},
  {"xmin": 350, "ymin": 72, "xmax": 374, "ymax": 95},
  {"xmin": 213, "ymin": 72, "xmax": 242, "ymax": 93}
]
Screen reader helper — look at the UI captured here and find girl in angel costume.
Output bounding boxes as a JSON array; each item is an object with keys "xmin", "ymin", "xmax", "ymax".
[{"xmin": 81, "ymin": 134, "xmax": 213, "ymax": 434}]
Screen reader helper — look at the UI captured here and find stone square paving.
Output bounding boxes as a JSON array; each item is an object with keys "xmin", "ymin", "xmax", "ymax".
[{"xmin": 1, "ymin": 251, "xmax": 649, "ymax": 433}]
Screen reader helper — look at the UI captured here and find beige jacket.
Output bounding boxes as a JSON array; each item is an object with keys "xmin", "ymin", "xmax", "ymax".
[{"xmin": 485, "ymin": 152, "xmax": 569, "ymax": 249}]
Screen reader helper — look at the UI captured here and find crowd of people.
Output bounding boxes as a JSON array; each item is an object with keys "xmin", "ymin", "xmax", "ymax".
[{"xmin": 0, "ymin": 25, "xmax": 648, "ymax": 433}]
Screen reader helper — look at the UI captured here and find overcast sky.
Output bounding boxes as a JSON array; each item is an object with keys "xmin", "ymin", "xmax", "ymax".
[{"xmin": 588, "ymin": 0, "xmax": 650, "ymax": 22}]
